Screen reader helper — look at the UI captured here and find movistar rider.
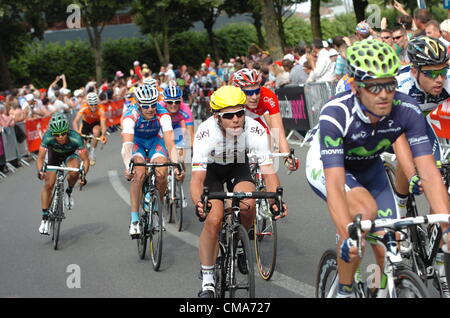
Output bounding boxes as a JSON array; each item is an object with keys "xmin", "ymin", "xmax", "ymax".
[{"xmin": 305, "ymin": 39, "xmax": 450, "ymax": 298}]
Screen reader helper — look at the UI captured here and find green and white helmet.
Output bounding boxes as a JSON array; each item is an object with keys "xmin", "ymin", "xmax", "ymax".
[
  {"xmin": 346, "ymin": 39, "xmax": 401, "ymax": 81},
  {"xmin": 49, "ymin": 113, "xmax": 69, "ymax": 134}
]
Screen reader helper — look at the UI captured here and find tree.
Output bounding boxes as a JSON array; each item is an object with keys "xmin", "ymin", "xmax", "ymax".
[
  {"xmin": 273, "ymin": 0, "xmax": 305, "ymax": 49},
  {"xmin": 353, "ymin": 0, "xmax": 369, "ymax": 23},
  {"xmin": 310, "ymin": 0, "xmax": 322, "ymax": 39},
  {"xmin": 132, "ymin": 0, "xmax": 197, "ymax": 66},
  {"xmin": 75, "ymin": 0, "xmax": 130, "ymax": 83},
  {"xmin": 260, "ymin": 0, "xmax": 283, "ymax": 60},
  {"xmin": 0, "ymin": 0, "xmax": 67, "ymax": 89}
]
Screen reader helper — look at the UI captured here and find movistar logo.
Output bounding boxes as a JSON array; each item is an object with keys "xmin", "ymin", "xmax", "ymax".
[
  {"xmin": 377, "ymin": 208, "xmax": 393, "ymax": 218},
  {"xmin": 347, "ymin": 139, "xmax": 391, "ymax": 157},
  {"xmin": 324, "ymin": 136, "xmax": 343, "ymax": 148},
  {"xmin": 311, "ymin": 168, "xmax": 322, "ymax": 181},
  {"xmin": 393, "ymin": 99, "xmax": 401, "ymax": 106}
]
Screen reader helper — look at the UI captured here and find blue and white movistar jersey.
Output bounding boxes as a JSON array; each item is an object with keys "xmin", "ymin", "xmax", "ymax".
[
  {"xmin": 396, "ymin": 65, "xmax": 450, "ymax": 113},
  {"xmin": 309, "ymin": 90, "xmax": 432, "ymax": 171}
]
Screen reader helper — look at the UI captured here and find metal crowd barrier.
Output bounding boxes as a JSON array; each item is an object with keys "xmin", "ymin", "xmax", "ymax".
[{"xmin": 303, "ymin": 81, "xmax": 337, "ymax": 129}]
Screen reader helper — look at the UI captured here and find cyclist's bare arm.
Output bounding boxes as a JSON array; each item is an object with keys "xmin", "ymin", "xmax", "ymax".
[
  {"xmin": 163, "ymin": 129, "xmax": 179, "ymax": 164},
  {"xmin": 72, "ymin": 112, "xmax": 82, "ymax": 133},
  {"xmin": 269, "ymin": 113, "xmax": 290, "ymax": 155},
  {"xmin": 78, "ymin": 149, "xmax": 90, "ymax": 175},
  {"xmin": 190, "ymin": 170, "xmax": 206, "ymax": 209},
  {"xmin": 36, "ymin": 147, "xmax": 47, "ymax": 174},
  {"xmin": 392, "ymin": 133, "xmax": 416, "ymax": 179},
  {"xmin": 260, "ymin": 163, "xmax": 287, "ymax": 218},
  {"xmin": 324, "ymin": 166, "xmax": 353, "ymax": 240}
]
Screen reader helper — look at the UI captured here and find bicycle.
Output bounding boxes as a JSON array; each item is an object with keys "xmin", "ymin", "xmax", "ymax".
[
  {"xmin": 41, "ymin": 162, "xmax": 85, "ymax": 250},
  {"xmin": 128, "ymin": 160, "xmax": 182, "ymax": 271},
  {"xmin": 200, "ymin": 186, "xmax": 284, "ymax": 298},
  {"xmin": 316, "ymin": 213, "xmax": 450, "ymax": 298},
  {"xmin": 80, "ymin": 133, "xmax": 108, "ymax": 151},
  {"xmin": 382, "ymin": 152, "xmax": 450, "ymax": 297},
  {"xmin": 247, "ymin": 149, "xmax": 295, "ymax": 281},
  {"xmin": 163, "ymin": 164, "xmax": 185, "ymax": 232}
]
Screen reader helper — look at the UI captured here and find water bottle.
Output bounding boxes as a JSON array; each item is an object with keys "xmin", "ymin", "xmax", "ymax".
[{"xmin": 143, "ymin": 192, "xmax": 151, "ymax": 212}]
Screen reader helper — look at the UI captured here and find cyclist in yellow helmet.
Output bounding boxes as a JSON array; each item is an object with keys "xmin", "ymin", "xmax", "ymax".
[{"xmin": 190, "ymin": 86, "xmax": 288, "ymax": 298}]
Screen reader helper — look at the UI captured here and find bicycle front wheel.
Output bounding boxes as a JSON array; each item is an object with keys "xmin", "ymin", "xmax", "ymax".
[
  {"xmin": 52, "ymin": 191, "xmax": 63, "ymax": 250},
  {"xmin": 172, "ymin": 180, "xmax": 184, "ymax": 232},
  {"xmin": 316, "ymin": 249, "xmax": 338, "ymax": 298},
  {"xmin": 149, "ymin": 190, "xmax": 163, "ymax": 271},
  {"xmin": 394, "ymin": 269, "xmax": 431, "ymax": 298},
  {"xmin": 254, "ymin": 198, "xmax": 277, "ymax": 280},
  {"xmin": 137, "ymin": 212, "xmax": 149, "ymax": 260},
  {"xmin": 229, "ymin": 225, "xmax": 255, "ymax": 298}
]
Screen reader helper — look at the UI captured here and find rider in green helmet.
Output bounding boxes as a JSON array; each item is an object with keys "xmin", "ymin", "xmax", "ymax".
[{"xmin": 36, "ymin": 113, "xmax": 90, "ymax": 235}]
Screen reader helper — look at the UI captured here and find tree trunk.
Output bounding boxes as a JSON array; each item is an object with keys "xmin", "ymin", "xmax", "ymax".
[
  {"xmin": 260, "ymin": 0, "xmax": 283, "ymax": 60},
  {"xmin": 274, "ymin": 0, "xmax": 286, "ymax": 51},
  {"xmin": 151, "ymin": 33, "xmax": 165, "ymax": 65},
  {"xmin": 162, "ymin": 21, "xmax": 170, "ymax": 65},
  {"xmin": 0, "ymin": 41, "xmax": 12, "ymax": 90},
  {"xmin": 352, "ymin": 0, "xmax": 369, "ymax": 23},
  {"xmin": 310, "ymin": 0, "xmax": 322, "ymax": 40},
  {"xmin": 252, "ymin": 11, "xmax": 265, "ymax": 49},
  {"xmin": 86, "ymin": 24, "xmax": 103, "ymax": 84},
  {"xmin": 204, "ymin": 12, "xmax": 220, "ymax": 62}
]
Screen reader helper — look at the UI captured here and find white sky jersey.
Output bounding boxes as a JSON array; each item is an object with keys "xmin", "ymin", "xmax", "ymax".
[
  {"xmin": 396, "ymin": 66, "xmax": 450, "ymax": 113},
  {"xmin": 192, "ymin": 116, "xmax": 272, "ymax": 171}
]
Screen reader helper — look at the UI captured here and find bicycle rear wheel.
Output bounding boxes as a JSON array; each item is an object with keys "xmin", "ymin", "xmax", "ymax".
[
  {"xmin": 149, "ymin": 189, "xmax": 163, "ymax": 271},
  {"xmin": 316, "ymin": 249, "xmax": 338, "ymax": 298},
  {"xmin": 171, "ymin": 180, "xmax": 183, "ymax": 232},
  {"xmin": 394, "ymin": 269, "xmax": 431, "ymax": 298},
  {"xmin": 254, "ymin": 198, "xmax": 277, "ymax": 280},
  {"xmin": 229, "ymin": 225, "xmax": 255, "ymax": 298}
]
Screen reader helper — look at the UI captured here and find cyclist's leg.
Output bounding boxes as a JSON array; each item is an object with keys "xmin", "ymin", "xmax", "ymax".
[
  {"xmin": 91, "ymin": 124, "xmax": 101, "ymax": 149},
  {"xmin": 130, "ymin": 145, "xmax": 147, "ymax": 216},
  {"xmin": 41, "ymin": 149, "xmax": 62, "ymax": 211},
  {"xmin": 149, "ymin": 140, "xmax": 169, "ymax": 201},
  {"xmin": 65, "ymin": 154, "xmax": 81, "ymax": 188}
]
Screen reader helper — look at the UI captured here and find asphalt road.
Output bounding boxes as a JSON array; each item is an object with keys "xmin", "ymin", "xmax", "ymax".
[{"xmin": 0, "ymin": 126, "xmax": 440, "ymax": 298}]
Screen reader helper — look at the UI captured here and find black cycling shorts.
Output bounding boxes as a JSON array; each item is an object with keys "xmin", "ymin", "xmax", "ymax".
[
  {"xmin": 81, "ymin": 120, "xmax": 100, "ymax": 136},
  {"xmin": 47, "ymin": 148, "xmax": 79, "ymax": 166},
  {"xmin": 204, "ymin": 162, "xmax": 255, "ymax": 193}
]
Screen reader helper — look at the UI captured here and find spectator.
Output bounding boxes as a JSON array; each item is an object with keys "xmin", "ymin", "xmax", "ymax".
[
  {"xmin": 269, "ymin": 63, "xmax": 290, "ymax": 88},
  {"xmin": 355, "ymin": 21, "xmax": 371, "ymax": 41},
  {"xmin": 49, "ymin": 90, "xmax": 69, "ymax": 113},
  {"xmin": 294, "ymin": 45, "xmax": 307, "ymax": 66},
  {"xmin": 165, "ymin": 64, "xmax": 176, "ymax": 80},
  {"xmin": 392, "ymin": 26, "xmax": 409, "ymax": 64},
  {"xmin": 413, "ymin": 8, "xmax": 432, "ymax": 36},
  {"xmin": 440, "ymin": 19, "xmax": 450, "ymax": 50},
  {"xmin": 425, "ymin": 20, "xmax": 442, "ymax": 39},
  {"xmin": 398, "ymin": 14, "xmax": 414, "ymax": 39},
  {"xmin": 306, "ymin": 38, "xmax": 334, "ymax": 83},
  {"xmin": 379, "ymin": 29, "xmax": 394, "ymax": 47},
  {"xmin": 328, "ymin": 48, "xmax": 339, "ymax": 81},
  {"xmin": 0, "ymin": 103, "xmax": 15, "ymax": 128},
  {"xmin": 289, "ymin": 57, "xmax": 309, "ymax": 85}
]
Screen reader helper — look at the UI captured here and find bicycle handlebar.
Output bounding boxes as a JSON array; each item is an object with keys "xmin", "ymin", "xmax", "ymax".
[
  {"xmin": 348, "ymin": 213, "xmax": 450, "ymax": 258},
  {"xmin": 198, "ymin": 186, "xmax": 284, "ymax": 222},
  {"xmin": 127, "ymin": 160, "xmax": 183, "ymax": 181}
]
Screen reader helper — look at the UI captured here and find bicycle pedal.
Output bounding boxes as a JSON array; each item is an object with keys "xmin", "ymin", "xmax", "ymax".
[{"xmin": 130, "ymin": 234, "xmax": 140, "ymax": 240}]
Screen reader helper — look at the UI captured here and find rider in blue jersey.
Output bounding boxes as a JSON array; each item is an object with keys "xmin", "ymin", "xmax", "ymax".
[
  {"xmin": 121, "ymin": 84, "xmax": 180, "ymax": 238},
  {"xmin": 395, "ymin": 36, "xmax": 450, "ymax": 296},
  {"xmin": 305, "ymin": 39, "xmax": 450, "ymax": 298}
]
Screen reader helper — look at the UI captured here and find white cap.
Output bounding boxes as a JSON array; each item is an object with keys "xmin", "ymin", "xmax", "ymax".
[
  {"xmin": 441, "ymin": 19, "xmax": 450, "ymax": 33},
  {"xmin": 283, "ymin": 53, "xmax": 295, "ymax": 61},
  {"xmin": 134, "ymin": 61, "xmax": 140, "ymax": 66},
  {"xmin": 74, "ymin": 89, "xmax": 83, "ymax": 97},
  {"xmin": 60, "ymin": 88, "xmax": 71, "ymax": 95},
  {"xmin": 25, "ymin": 93, "xmax": 34, "ymax": 101},
  {"xmin": 328, "ymin": 48, "xmax": 339, "ymax": 57}
]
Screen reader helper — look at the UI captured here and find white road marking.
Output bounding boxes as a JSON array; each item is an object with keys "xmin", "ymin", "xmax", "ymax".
[{"xmin": 108, "ymin": 169, "xmax": 315, "ymax": 298}]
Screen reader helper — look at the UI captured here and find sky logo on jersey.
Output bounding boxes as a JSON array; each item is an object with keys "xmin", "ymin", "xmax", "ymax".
[
  {"xmin": 347, "ymin": 138, "xmax": 391, "ymax": 157},
  {"xmin": 323, "ymin": 136, "xmax": 343, "ymax": 148}
]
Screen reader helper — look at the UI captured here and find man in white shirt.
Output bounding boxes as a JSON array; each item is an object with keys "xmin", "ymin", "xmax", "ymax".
[{"xmin": 306, "ymin": 38, "xmax": 334, "ymax": 83}]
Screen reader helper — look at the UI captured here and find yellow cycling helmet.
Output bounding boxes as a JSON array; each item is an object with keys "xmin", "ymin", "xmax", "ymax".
[{"xmin": 210, "ymin": 85, "xmax": 247, "ymax": 111}]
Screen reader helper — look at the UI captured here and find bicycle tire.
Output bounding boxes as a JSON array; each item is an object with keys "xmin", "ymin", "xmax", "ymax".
[
  {"xmin": 316, "ymin": 249, "xmax": 338, "ymax": 298},
  {"xmin": 53, "ymin": 191, "xmax": 63, "ymax": 250},
  {"xmin": 229, "ymin": 225, "xmax": 255, "ymax": 298},
  {"xmin": 215, "ymin": 242, "xmax": 227, "ymax": 298},
  {"xmin": 149, "ymin": 189, "xmax": 163, "ymax": 271},
  {"xmin": 162, "ymin": 188, "xmax": 172, "ymax": 224},
  {"xmin": 394, "ymin": 269, "xmax": 431, "ymax": 298},
  {"xmin": 384, "ymin": 161, "xmax": 396, "ymax": 192},
  {"xmin": 137, "ymin": 212, "xmax": 149, "ymax": 260},
  {"xmin": 254, "ymin": 198, "xmax": 277, "ymax": 280},
  {"xmin": 172, "ymin": 179, "xmax": 183, "ymax": 232}
]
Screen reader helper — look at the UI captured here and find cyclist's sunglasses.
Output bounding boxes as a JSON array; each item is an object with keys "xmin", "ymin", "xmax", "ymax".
[
  {"xmin": 140, "ymin": 103, "xmax": 157, "ymax": 109},
  {"xmin": 242, "ymin": 88, "xmax": 261, "ymax": 96},
  {"xmin": 166, "ymin": 100, "xmax": 181, "ymax": 105},
  {"xmin": 218, "ymin": 109, "xmax": 245, "ymax": 120},
  {"xmin": 420, "ymin": 67, "xmax": 448, "ymax": 79},
  {"xmin": 356, "ymin": 80, "xmax": 397, "ymax": 94},
  {"xmin": 53, "ymin": 131, "xmax": 68, "ymax": 137}
]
